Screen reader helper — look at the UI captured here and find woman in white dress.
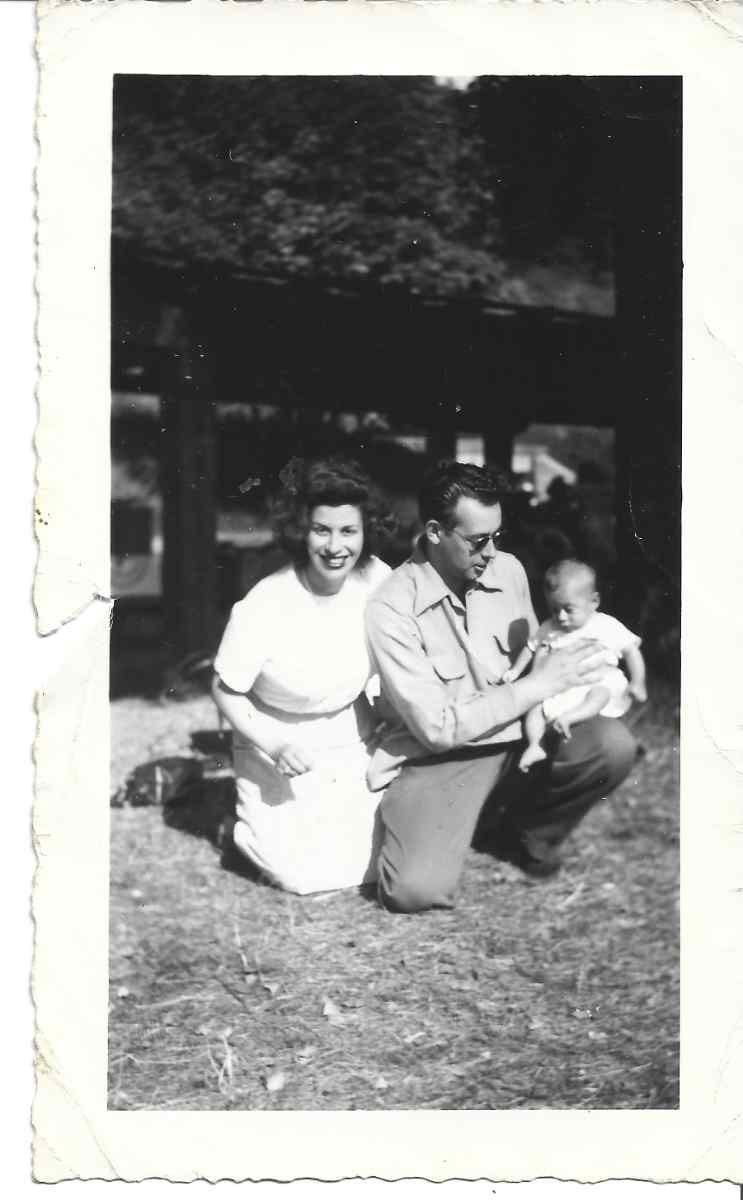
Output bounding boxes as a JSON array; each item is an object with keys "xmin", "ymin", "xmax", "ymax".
[{"xmin": 212, "ymin": 457, "xmax": 394, "ymax": 894}]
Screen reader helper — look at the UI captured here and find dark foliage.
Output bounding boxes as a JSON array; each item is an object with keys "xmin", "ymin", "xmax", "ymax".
[
  {"xmin": 112, "ymin": 75, "xmax": 616, "ymax": 312},
  {"xmin": 113, "ymin": 76, "xmax": 505, "ymax": 298}
]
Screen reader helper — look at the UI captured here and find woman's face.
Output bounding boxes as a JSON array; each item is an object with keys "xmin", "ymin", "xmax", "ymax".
[{"xmin": 304, "ymin": 504, "xmax": 364, "ymax": 594}]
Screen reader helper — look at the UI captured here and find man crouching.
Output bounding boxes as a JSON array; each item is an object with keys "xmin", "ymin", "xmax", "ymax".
[{"xmin": 365, "ymin": 460, "xmax": 638, "ymax": 913}]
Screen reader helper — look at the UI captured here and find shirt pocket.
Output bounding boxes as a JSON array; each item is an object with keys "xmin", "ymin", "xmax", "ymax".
[{"xmin": 431, "ymin": 652, "xmax": 468, "ymax": 683}]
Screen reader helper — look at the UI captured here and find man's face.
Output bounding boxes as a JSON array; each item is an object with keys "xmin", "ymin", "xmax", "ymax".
[{"xmin": 430, "ymin": 496, "xmax": 503, "ymax": 589}]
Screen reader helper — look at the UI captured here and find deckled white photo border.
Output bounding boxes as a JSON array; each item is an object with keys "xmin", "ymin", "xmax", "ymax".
[{"xmin": 34, "ymin": 0, "xmax": 743, "ymax": 1183}]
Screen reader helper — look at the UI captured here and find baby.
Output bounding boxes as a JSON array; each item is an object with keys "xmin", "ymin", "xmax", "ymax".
[{"xmin": 503, "ymin": 559, "xmax": 647, "ymax": 773}]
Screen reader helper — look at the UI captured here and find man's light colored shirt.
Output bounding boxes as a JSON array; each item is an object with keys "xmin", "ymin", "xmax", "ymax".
[{"xmin": 365, "ymin": 543, "xmax": 539, "ymax": 780}]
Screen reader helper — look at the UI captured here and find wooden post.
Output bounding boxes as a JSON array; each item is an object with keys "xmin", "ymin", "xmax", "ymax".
[
  {"xmin": 158, "ymin": 307, "xmax": 219, "ymax": 662},
  {"xmin": 484, "ymin": 423, "xmax": 519, "ymax": 475}
]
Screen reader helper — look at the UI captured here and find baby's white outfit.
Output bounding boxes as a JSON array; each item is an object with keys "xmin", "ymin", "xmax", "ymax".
[{"xmin": 538, "ymin": 611, "xmax": 640, "ymax": 723}]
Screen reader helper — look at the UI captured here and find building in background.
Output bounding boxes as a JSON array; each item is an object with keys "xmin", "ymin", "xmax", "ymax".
[{"xmin": 110, "ymin": 75, "xmax": 680, "ymax": 685}]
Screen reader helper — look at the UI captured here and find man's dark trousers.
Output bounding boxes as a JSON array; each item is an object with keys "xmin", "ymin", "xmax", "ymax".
[{"xmin": 376, "ymin": 716, "xmax": 637, "ymax": 913}]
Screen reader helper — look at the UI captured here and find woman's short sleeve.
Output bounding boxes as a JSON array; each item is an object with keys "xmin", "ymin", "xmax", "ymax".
[{"xmin": 213, "ymin": 578, "xmax": 276, "ymax": 693}]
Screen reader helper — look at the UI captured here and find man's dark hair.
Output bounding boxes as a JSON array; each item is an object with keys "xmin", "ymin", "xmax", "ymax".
[{"xmin": 417, "ymin": 460, "xmax": 505, "ymax": 528}]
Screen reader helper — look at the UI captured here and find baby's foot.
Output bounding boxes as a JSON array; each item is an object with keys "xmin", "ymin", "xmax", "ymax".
[{"xmin": 518, "ymin": 744, "xmax": 547, "ymax": 773}]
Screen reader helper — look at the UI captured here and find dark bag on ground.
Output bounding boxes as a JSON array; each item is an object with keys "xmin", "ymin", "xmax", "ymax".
[{"xmin": 112, "ymin": 756, "xmax": 207, "ymax": 808}]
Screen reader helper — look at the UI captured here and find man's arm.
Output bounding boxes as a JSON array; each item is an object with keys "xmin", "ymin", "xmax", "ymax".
[{"xmin": 366, "ymin": 599, "xmax": 605, "ymax": 755}]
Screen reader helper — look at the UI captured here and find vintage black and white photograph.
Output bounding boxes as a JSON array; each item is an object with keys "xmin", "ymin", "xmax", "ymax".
[{"xmin": 107, "ymin": 73, "xmax": 681, "ymax": 1114}]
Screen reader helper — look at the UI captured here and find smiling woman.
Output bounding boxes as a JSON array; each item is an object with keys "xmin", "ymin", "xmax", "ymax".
[
  {"xmin": 304, "ymin": 505, "xmax": 365, "ymax": 595},
  {"xmin": 211, "ymin": 457, "xmax": 395, "ymax": 894}
]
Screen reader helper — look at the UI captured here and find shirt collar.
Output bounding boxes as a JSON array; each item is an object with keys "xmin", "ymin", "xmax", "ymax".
[
  {"xmin": 410, "ymin": 540, "xmax": 453, "ymax": 615},
  {"xmin": 410, "ymin": 538, "xmax": 507, "ymax": 616},
  {"xmin": 474, "ymin": 555, "xmax": 508, "ymax": 593}
]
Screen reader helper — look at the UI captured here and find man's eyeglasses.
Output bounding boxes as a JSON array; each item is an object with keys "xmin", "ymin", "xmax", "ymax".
[{"xmin": 451, "ymin": 528, "xmax": 504, "ymax": 555}]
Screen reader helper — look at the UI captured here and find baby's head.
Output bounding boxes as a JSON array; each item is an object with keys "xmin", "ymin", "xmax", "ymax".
[{"xmin": 543, "ymin": 559, "xmax": 599, "ymax": 632}]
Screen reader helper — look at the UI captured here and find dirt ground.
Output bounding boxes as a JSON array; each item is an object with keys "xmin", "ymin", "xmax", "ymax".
[{"xmin": 109, "ymin": 682, "xmax": 679, "ymax": 1111}]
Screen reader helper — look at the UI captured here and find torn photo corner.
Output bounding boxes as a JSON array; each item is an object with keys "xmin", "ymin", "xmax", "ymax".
[{"xmin": 34, "ymin": 0, "xmax": 743, "ymax": 1185}]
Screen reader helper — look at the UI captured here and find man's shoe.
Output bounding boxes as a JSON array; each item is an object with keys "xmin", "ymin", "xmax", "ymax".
[
  {"xmin": 518, "ymin": 854, "xmax": 562, "ymax": 880},
  {"xmin": 217, "ymin": 814, "xmax": 239, "ymax": 868},
  {"xmin": 504, "ymin": 835, "xmax": 563, "ymax": 880}
]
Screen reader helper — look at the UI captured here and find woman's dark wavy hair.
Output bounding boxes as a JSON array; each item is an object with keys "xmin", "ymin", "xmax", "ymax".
[{"xmin": 270, "ymin": 455, "xmax": 397, "ymax": 568}]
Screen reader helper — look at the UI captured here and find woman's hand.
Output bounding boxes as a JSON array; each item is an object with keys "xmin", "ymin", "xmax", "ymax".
[{"xmin": 274, "ymin": 743, "xmax": 315, "ymax": 777}]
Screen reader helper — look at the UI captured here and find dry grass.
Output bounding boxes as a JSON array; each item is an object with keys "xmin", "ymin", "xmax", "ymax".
[{"xmin": 109, "ymin": 683, "xmax": 678, "ymax": 1110}]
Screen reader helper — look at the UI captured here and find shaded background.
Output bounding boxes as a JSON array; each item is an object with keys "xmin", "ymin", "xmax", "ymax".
[{"xmin": 110, "ymin": 75, "xmax": 681, "ymax": 698}]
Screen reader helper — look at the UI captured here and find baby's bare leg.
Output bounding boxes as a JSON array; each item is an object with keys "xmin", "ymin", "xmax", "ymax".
[
  {"xmin": 518, "ymin": 705, "xmax": 548, "ymax": 772},
  {"xmin": 552, "ymin": 685, "xmax": 612, "ymax": 738}
]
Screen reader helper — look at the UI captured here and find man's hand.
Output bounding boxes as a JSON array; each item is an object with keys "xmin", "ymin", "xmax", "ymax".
[
  {"xmin": 274, "ymin": 743, "xmax": 315, "ymax": 777},
  {"xmin": 530, "ymin": 638, "xmax": 605, "ymax": 700},
  {"xmin": 628, "ymin": 681, "xmax": 648, "ymax": 703}
]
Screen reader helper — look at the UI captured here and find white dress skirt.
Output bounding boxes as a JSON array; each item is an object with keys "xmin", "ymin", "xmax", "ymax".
[{"xmin": 213, "ymin": 557, "xmax": 390, "ymax": 894}]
